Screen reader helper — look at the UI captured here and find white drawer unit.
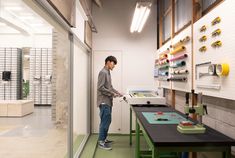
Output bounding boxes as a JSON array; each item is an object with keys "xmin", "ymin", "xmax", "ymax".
[
  {"xmin": 29, "ymin": 48, "xmax": 53, "ymax": 105},
  {"xmin": 0, "ymin": 48, "xmax": 22, "ymax": 100}
]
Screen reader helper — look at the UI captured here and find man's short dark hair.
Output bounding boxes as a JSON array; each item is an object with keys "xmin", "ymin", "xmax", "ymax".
[{"xmin": 105, "ymin": 56, "xmax": 117, "ymax": 65}]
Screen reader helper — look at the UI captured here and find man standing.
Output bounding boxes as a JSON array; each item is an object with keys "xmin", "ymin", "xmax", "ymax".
[{"xmin": 97, "ymin": 56, "xmax": 122, "ymax": 150}]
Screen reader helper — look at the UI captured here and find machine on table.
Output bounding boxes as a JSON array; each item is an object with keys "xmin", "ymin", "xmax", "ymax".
[
  {"xmin": 133, "ymin": 106, "xmax": 235, "ymax": 158},
  {"xmin": 177, "ymin": 92, "xmax": 208, "ymax": 134},
  {"xmin": 123, "ymin": 88, "xmax": 166, "ymax": 145},
  {"xmin": 124, "ymin": 89, "xmax": 166, "ymax": 105}
]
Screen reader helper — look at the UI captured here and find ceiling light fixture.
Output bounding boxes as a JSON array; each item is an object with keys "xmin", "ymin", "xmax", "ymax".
[
  {"xmin": 4, "ymin": 6, "xmax": 23, "ymax": 11},
  {"xmin": 29, "ymin": 23, "xmax": 44, "ymax": 27},
  {"xmin": 130, "ymin": 1, "xmax": 152, "ymax": 33},
  {"xmin": 19, "ymin": 16, "xmax": 35, "ymax": 20},
  {"xmin": 0, "ymin": 22, "xmax": 7, "ymax": 26}
]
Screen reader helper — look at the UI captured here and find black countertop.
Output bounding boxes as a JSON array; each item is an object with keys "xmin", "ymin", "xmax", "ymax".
[{"xmin": 132, "ymin": 105, "xmax": 235, "ymax": 147}]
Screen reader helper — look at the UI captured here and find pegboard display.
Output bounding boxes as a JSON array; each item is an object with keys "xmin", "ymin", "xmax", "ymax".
[
  {"xmin": 170, "ymin": 26, "xmax": 192, "ymax": 92},
  {"xmin": 155, "ymin": 41, "xmax": 171, "ymax": 89},
  {"xmin": 193, "ymin": 0, "xmax": 235, "ymax": 100},
  {"xmin": 0, "ymin": 48, "xmax": 22, "ymax": 100},
  {"xmin": 30, "ymin": 48, "xmax": 53, "ymax": 105}
]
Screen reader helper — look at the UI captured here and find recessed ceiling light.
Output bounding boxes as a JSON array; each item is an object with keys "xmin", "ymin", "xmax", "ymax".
[
  {"xmin": 4, "ymin": 6, "xmax": 23, "ymax": 11},
  {"xmin": 19, "ymin": 12, "xmax": 33, "ymax": 16},
  {"xmin": 0, "ymin": 22, "xmax": 7, "ymax": 26},
  {"xmin": 29, "ymin": 23, "xmax": 44, "ymax": 27},
  {"xmin": 20, "ymin": 16, "xmax": 35, "ymax": 20}
]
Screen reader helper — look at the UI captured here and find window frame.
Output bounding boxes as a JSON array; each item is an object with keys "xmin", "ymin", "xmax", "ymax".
[
  {"xmin": 157, "ymin": 0, "xmax": 225, "ymax": 48},
  {"xmin": 202, "ymin": 0, "xmax": 223, "ymax": 16}
]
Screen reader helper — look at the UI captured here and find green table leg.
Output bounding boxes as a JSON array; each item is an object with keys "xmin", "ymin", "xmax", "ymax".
[
  {"xmin": 135, "ymin": 117, "xmax": 140, "ymax": 158},
  {"xmin": 155, "ymin": 150, "xmax": 161, "ymax": 158},
  {"xmin": 223, "ymin": 148, "xmax": 231, "ymax": 158},
  {"xmin": 152, "ymin": 147, "xmax": 156, "ymax": 158},
  {"xmin": 130, "ymin": 107, "xmax": 132, "ymax": 146}
]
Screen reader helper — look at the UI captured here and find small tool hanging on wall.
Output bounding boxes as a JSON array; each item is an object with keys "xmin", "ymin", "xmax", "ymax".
[
  {"xmin": 159, "ymin": 53, "xmax": 168, "ymax": 60},
  {"xmin": 170, "ymin": 36, "xmax": 190, "ymax": 49},
  {"xmin": 167, "ymin": 77, "xmax": 187, "ymax": 82},
  {"xmin": 216, "ymin": 63, "xmax": 229, "ymax": 76},
  {"xmin": 169, "ymin": 54, "xmax": 188, "ymax": 62},
  {"xmin": 199, "ymin": 46, "xmax": 207, "ymax": 52},
  {"xmin": 211, "ymin": 17, "xmax": 221, "ymax": 25},
  {"xmin": 155, "ymin": 59, "xmax": 159, "ymax": 65},
  {"xmin": 198, "ymin": 63, "xmax": 229, "ymax": 78},
  {"xmin": 195, "ymin": 61, "xmax": 212, "ymax": 79},
  {"xmin": 199, "ymin": 35, "xmax": 207, "ymax": 42},
  {"xmin": 170, "ymin": 46, "xmax": 186, "ymax": 55},
  {"xmin": 196, "ymin": 84, "xmax": 221, "ymax": 90},
  {"xmin": 200, "ymin": 25, "xmax": 207, "ymax": 32},
  {"xmin": 212, "ymin": 29, "xmax": 221, "ymax": 37},
  {"xmin": 208, "ymin": 64, "xmax": 217, "ymax": 76},
  {"xmin": 157, "ymin": 59, "xmax": 169, "ymax": 65},
  {"xmin": 158, "ymin": 77, "xmax": 168, "ymax": 81},
  {"xmin": 159, "ymin": 65, "xmax": 169, "ymax": 70},
  {"xmin": 172, "ymin": 69, "xmax": 188, "ymax": 75},
  {"xmin": 158, "ymin": 71, "xmax": 169, "ymax": 76},
  {"xmin": 171, "ymin": 61, "xmax": 186, "ymax": 68},
  {"xmin": 211, "ymin": 40, "xmax": 222, "ymax": 48},
  {"xmin": 199, "ymin": 64, "xmax": 218, "ymax": 78}
]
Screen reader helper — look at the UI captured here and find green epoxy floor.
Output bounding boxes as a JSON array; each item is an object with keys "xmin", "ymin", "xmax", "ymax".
[
  {"xmin": 80, "ymin": 135, "xmax": 99, "ymax": 158},
  {"xmin": 91, "ymin": 135, "xmax": 148, "ymax": 158},
  {"xmin": 81, "ymin": 135, "xmax": 235, "ymax": 158}
]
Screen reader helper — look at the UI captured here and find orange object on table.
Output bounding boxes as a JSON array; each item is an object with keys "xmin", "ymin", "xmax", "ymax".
[
  {"xmin": 156, "ymin": 112, "xmax": 163, "ymax": 115},
  {"xmin": 180, "ymin": 121, "xmax": 193, "ymax": 126}
]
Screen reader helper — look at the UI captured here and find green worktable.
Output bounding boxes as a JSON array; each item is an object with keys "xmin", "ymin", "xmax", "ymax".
[
  {"xmin": 129, "ymin": 105, "xmax": 168, "ymax": 145},
  {"xmin": 131, "ymin": 106, "xmax": 235, "ymax": 158}
]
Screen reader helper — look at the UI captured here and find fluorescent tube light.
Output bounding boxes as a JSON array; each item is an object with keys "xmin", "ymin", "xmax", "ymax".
[
  {"xmin": 130, "ymin": 2, "xmax": 152, "ymax": 33},
  {"xmin": 138, "ymin": 8, "xmax": 150, "ymax": 32}
]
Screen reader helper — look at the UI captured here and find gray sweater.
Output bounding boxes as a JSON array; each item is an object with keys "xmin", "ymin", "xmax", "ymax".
[{"xmin": 97, "ymin": 67, "xmax": 119, "ymax": 106}]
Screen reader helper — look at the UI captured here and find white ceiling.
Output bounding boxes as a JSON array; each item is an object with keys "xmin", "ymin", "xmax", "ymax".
[{"xmin": 0, "ymin": 0, "xmax": 52, "ymax": 34}]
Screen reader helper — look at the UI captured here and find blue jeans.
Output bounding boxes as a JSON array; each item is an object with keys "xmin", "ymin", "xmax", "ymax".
[{"xmin": 98, "ymin": 104, "xmax": 112, "ymax": 141}]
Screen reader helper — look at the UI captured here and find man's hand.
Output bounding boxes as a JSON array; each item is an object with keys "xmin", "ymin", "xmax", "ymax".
[
  {"xmin": 113, "ymin": 93, "xmax": 123, "ymax": 98},
  {"xmin": 113, "ymin": 93, "xmax": 119, "ymax": 98},
  {"xmin": 118, "ymin": 93, "xmax": 123, "ymax": 97}
]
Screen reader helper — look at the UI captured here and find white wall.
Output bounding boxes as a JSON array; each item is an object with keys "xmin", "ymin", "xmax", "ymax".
[
  {"xmin": 92, "ymin": 0, "xmax": 157, "ymax": 133},
  {"xmin": 71, "ymin": 1, "xmax": 86, "ymax": 43},
  {"xmin": 73, "ymin": 40, "xmax": 89, "ymax": 135},
  {"xmin": 72, "ymin": 0, "xmax": 91, "ymax": 136}
]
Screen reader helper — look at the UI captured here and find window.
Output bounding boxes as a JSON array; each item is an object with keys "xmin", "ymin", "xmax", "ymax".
[
  {"xmin": 175, "ymin": 0, "xmax": 192, "ymax": 33},
  {"xmin": 157, "ymin": 0, "xmax": 224, "ymax": 47},
  {"xmin": 162, "ymin": 0, "xmax": 171, "ymax": 43},
  {"xmin": 202, "ymin": 0, "xmax": 223, "ymax": 15},
  {"xmin": 163, "ymin": 13, "xmax": 171, "ymax": 41}
]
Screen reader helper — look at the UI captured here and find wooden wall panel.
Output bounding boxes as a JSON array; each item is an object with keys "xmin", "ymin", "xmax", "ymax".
[{"xmin": 47, "ymin": 0, "xmax": 75, "ymax": 26}]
